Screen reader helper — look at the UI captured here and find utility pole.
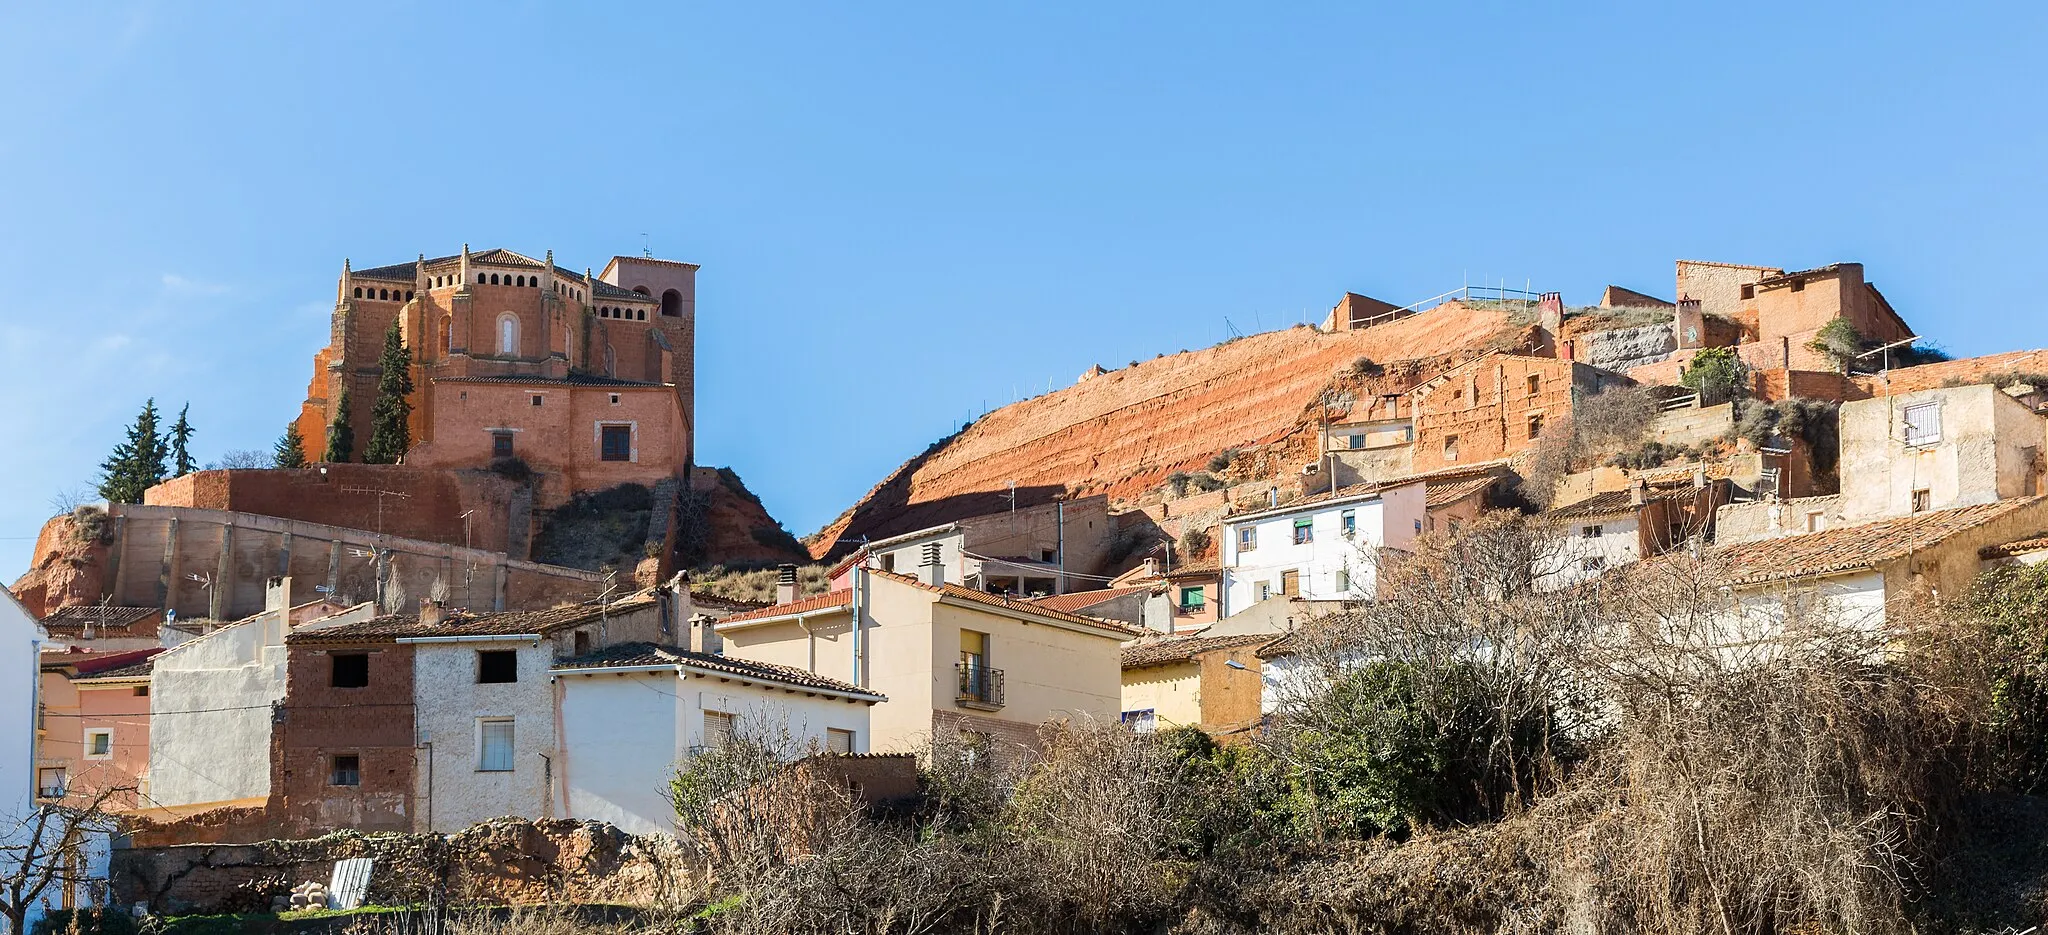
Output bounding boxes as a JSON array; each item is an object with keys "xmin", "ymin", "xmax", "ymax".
[{"xmin": 1055, "ymin": 500, "xmax": 1065, "ymax": 596}]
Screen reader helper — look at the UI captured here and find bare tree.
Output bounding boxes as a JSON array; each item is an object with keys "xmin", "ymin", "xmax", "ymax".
[{"xmin": 0, "ymin": 785, "xmax": 129, "ymax": 935}]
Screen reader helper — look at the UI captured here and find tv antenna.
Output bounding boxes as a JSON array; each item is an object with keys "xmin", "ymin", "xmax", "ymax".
[
  {"xmin": 340, "ymin": 485, "xmax": 411, "ymax": 534},
  {"xmin": 641, "ymin": 233, "xmax": 652, "ymax": 258}
]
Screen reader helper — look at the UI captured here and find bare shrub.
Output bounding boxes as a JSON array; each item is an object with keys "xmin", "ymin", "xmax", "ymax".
[{"xmin": 1519, "ymin": 384, "xmax": 1659, "ymax": 506}]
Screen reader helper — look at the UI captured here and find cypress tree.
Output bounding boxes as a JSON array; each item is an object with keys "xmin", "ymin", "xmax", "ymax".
[
  {"xmin": 96, "ymin": 398, "xmax": 168, "ymax": 503},
  {"xmin": 363, "ymin": 320, "xmax": 415, "ymax": 464},
  {"xmin": 326, "ymin": 389, "xmax": 355, "ymax": 463},
  {"xmin": 168, "ymin": 403, "xmax": 197, "ymax": 476},
  {"xmin": 274, "ymin": 423, "xmax": 308, "ymax": 469}
]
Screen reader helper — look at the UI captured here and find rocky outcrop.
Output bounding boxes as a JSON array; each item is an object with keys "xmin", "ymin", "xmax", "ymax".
[
  {"xmin": 1575, "ymin": 322, "xmax": 1678, "ymax": 373},
  {"xmin": 809, "ymin": 304, "xmax": 1530, "ymax": 559}
]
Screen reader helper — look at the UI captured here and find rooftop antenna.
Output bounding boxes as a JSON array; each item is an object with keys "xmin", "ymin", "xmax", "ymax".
[{"xmin": 641, "ymin": 233, "xmax": 652, "ymax": 258}]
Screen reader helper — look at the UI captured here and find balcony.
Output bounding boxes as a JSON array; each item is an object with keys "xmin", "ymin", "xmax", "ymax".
[
  {"xmin": 36, "ymin": 785, "xmax": 65, "ymax": 801},
  {"xmin": 956, "ymin": 664, "xmax": 1004, "ymax": 711}
]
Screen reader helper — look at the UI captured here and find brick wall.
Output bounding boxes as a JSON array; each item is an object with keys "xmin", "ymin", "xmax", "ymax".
[
  {"xmin": 146, "ymin": 466, "xmax": 523, "ymax": 556},
  {"xmin": 275, "ymin": 641, "xmax": 417, "ymax": 836},
  {"xmin": 1414, "ymin": 356, "xmax": 1593, "ymax": 473}
]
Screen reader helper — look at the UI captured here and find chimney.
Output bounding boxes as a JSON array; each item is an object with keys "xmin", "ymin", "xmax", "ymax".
[
  {"xmin": 1692, "ymin": 467, "xmax": 1707, "ymax": 490},
  {"xmin": 774, "ymin": 564, "xmax": 799, "ymax": 605},
  {"xmin": 920, "ymin": 542, "xmax": 945, "ymax": 587},
  {"xmin": 263, "ymin": 576, "xmax": 293, "ymax": 648},
  {"xmin": 1142, "ymin": 557, "xmax": 1159, "ymax": 578},
  {"xmin": 419, "ymin": 597, "xmax": 446, "ymax": 627},
  {"xmin": 1268, "ymin": 486, "xmax": 1280, "ymax": 509},
  {"xmin": 1629, "ymin": 477, "xmax": 1648, "ymax": 507}
]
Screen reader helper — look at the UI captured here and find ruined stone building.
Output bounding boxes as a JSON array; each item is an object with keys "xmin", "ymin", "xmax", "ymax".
[{"xmin": 295, "ymin": 247, "xmax": 699, "ymax": 504}]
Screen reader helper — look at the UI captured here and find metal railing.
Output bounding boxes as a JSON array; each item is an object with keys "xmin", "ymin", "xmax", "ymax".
[
  {"xmin": 956, "ymin": 664, "xmax": 1005, "ymax": 708},
  {"xmin": 1174, "ymin": 603, "xmax": 1207, "ymax": 617}
]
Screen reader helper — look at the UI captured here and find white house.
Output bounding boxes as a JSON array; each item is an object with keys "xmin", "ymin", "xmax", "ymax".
[
  {"xmin": 552, "ymin": 643, "xmax": 883, "ymax": 835},
  {"xmin": 2, "ymin": 589, "xmax": 42, "ymax": 927},
  {"xmin": 1218, "ymin": 483, "xmax": 1424, "ymax": 617}
]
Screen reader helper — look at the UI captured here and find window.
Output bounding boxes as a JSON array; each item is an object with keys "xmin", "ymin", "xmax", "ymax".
[
  {"xmin": 661, "ymin": 288, "xmax": 683, "ymax": 317},
  {"xmin": 1237, "ymin": 527, "xmax": 1256, "ymax": 552},
  {"xmin": 1527, "ymin": 374, "xmax": 1542, "ymax": 397},
  {"xmin": 85, "ymin": 729, "xmax": 112, "ymax": 759},
  {"xmin": 530, "ymin": 394, "xmax": 542, "ymax": 407},
  {"xmin": 960, "ymin": 629, "xmax": 989, "ymax": 673},
  {"xmin": 1121, "ymin": 709, "xmax": 1158, "ymax": 734},
  {"xmin": 879, "ymin": 553, "xmax": 896, "ymax": 573},
  {"xmin": 1345, "ymin": 432, "xmax": 1366, "ymax": 450},
  {"xmin": 37, "ymin": 767, "xmax": 65, "ymax": 799},
  {"xmin": 133, "ymin": 685, "xmax": 148, "ymax": 697},
  {"xmin": 1912, "ymin": 488, "xmax": 1932, "ymax": 513},
  {"xmin": 497, "ymin": 314, "xmax": 519, "ymax": 355},
  {"xmin": 1341, "ymin": 509, "xmax": 1356, "ymax": 536},
  {"xmin": 1581, "ymin": 525, "xmax": 1603, "ymax": 538},
  {"xmin": 1739, "ymin": 283, "xmax": 1755, "ymax": 300},
  {"xmin": 1335, "ymin": 568, "xmax": 1351, "ymax": 592},
  {"xmin": 702, "ymin": 711, "xmax": 734, "ymax": 751},
  {"xmin": 1902, "ymin": 402, "xmax": 1941, "ymax": 446},
  {"xmin": 330, "ymin": 755, "xmax": 360, "ymax": 787},
  {"xmin": 826, "ymin": 728, "xmax": 855, "ymax": 754},
  {"xmin": 1257, "ymin": 582, "xmax": 1272, "ymax": 601},
  {"xmin": 491, "ymin": 431, "xmax": 514, "ymax": 458},
  {"xmin": 1413, "ymin": 519, "xmax": 1423, "ymax": 534},
  {"xmin": 1179, "ymin": 586, "xmax": 1205, "ymax": 610},
  {"xmin": 1527, "ymin": 413, "xmax": 1544, "ymax": 439},
  {"xmin": 1444, "ymin": 434, "xmax": 1460, "ymax": 462},
  {"xmin": 573, "ymin": 630, "xmax": 591, "ymax": 656},
  {"xmin": 1581, "ymin": 556, "xmax": 1607, "ymax": 572},
  {"xmin": 608, "ymin": 393, "xmax": 621, "ymax": 405},
  {"xmin": 1292, "ymin": 517, "xmax": 1313, "ymax": 545},
  {"xmin": 1789, "ymin": 279, "xmax": 1805, "ymax": 293},
  {"xmin": 600, "ymin": 425, "xmax": 632, "ymax": 461},
  {"xmin": 1805, "ymin": 511, "xmax": 1826, "ymax": 532},
  {"xmin": 331, "ymin": 653, "xmax": 369, "ymax": 688},
  {"xmin": 479, "ymin": 719, "xmax": 515, "ymax": 771},
  {"xmin": 476, "ymin": 650, "xmax": 518, "ymax": 684}
]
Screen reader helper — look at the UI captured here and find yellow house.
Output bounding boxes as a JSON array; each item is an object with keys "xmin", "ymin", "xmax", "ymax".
[
  {"xmin": 1119, "ymin": 634, "xmax": 1269, "ymax": 738},
  {"xmin": 714, "ymin": 568, "xmax": 1139, "ymax": 753}
]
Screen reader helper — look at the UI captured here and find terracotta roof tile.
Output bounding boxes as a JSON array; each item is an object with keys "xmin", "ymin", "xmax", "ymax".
[
  {"xmin": 74, "ymin": 656, "xmax": 158, "ymax": 681},
  {"xmin": 40, "ymin": 605, "xmax": 160, "ymax": 634},
  {"xmin": 1164, "ymin": 560, "xmax": 1219, "ymax": 579},
  {"xmin": 288, "ymin": 594, "xmax": 657, "ymax": 644},
  {"xmin": 1981, "ymin": 532, "xmax": 2048, "ymax": 560},
  {"xmin": 869, "ymin": 570, "xmax": 1148, "ymax": 638},
  {"xmin": 717, "ymin": 592, "xmax": 852, "ymax": 625},
  {"xmin": 1121, "ymin": 633, "xmax": 1268, "ymax": 669},
  {"xmin": 1697, "ymin": 498, "xmax": 2045, "ymax": 586},
  {"xmin": 1426, "ymin": 476, "xmax": 1497, "ymax": 509},
  {"xmin": 1029, "ymin": 585, "xmax": 1156, "ymax": 614},
  {"xmin": 551, "ymin": 642, "xmax": 883, "ymax": 699}
]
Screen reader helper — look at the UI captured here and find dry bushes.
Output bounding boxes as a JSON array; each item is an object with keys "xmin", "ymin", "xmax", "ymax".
[{"xmin": 1519, "ymin": 385, "xmax": 1659, "ymax": 506}]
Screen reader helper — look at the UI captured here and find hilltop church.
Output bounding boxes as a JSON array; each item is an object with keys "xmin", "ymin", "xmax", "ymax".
[{"xmin": 295, "ymin": 246, "xmax": 698, "ymax": 500}]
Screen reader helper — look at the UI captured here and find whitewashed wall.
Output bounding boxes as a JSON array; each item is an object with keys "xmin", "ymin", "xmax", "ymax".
[{"xmin": 413, "ymin": 638, "xmax": 556, "ymax": 833}]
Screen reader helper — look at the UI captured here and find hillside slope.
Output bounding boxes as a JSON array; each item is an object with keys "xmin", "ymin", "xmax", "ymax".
[{"xmin": 809, "ymin": 303, "xmax": 1528, "ymax": 558}]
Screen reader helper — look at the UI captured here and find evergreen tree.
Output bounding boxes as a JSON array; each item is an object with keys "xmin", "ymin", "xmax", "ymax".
[
  {"xmin": 96, "ymin": 398, "xmax": 168, "ymax": 503},
  {"xmin": 168, "ymin": 403, "xmax": 197, "ymax": 476},
  {"xmin": 363, "ymin": 321, "xmax": 415, "ymax": 464},
  {"xmin": 274, "ymin": 422, "xmax": 308, "ymax": 469},
  {"xmin": 326, "ymin": 389, "xmax": 355, "ymax": 463}
]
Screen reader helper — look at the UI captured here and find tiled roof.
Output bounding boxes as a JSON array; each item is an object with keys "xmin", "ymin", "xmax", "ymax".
[
  {"xmin": 41, "ymin": 648, "xmax": 160, "ymax": 676},
  {"xmin": 688, "ymin": 591, "xmax": 771, "ymax": 613},
  {"xmin": 1698, "ymin": 498, "xmax": 2044, "ymax": 586},
  {"xmin": 592, "ymin": 280, "xmax": 653, "ymax": 299},
  {"xmin": 1229, "ymin": 461, "xmax": 1512, "ymax": 524},
  {"xmin": 870, "ymin": 570, "xmax": 1149, "ymax": 637},
  {"xmin": 717, "ymin": 592, "xmax": 852, "ymax": 625},
  {"xmin": 1029, "ymin": 585, "xmax": 1156, "ymax": 614},
  {"xmin": 1122, "ymin": 633, "xmax": 1267, "ymax": 669},
  {"xmin": 1426, "ymin": 476, "xmax": 1497, "ymax": 509},
  {"xmin": 551, "ymin": 642, "xmax": 883, "ymax": 699},
  {"xmin": 288, "ymin": 594, "xmax": 656, "ymax": 644},
  {"xmin": 1981, "ymin": 532, "xmax": 2048, "ymax": 559},
  {"xmin": 1164, "ymin": 560, "xmax": 1220, "ymax": 579},
  {"xmin": 470, "ymin": 248, "xmax": 544, "ymax": 268},
  {"xmin": 40, "ymin": 605, "xmax": 159, "ymax": 633},
  {"xmin": 74, "ymin": 656, "xmax": 158, "ymax": 681},
  {"xmin": 1755, "ymin": 263, "xmax": 1847, "ymax": 288},
  {"xmin": 434, "ymin": 373, "xmax": 665, "ymax": 388}
]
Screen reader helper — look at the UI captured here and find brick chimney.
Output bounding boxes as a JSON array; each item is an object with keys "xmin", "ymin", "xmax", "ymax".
[
  {"xmin": 1538, "ymin": 292, "xmax": 1564, "ymax": 336},
  {"xmin": 1629, "ymin": 477, "xmax": 1648, "ymax": 507},
  {"xmin": 920, "ymin": 542, "xmax": 945, "ymax": 587},
  {"xmin": 419, "ymin": 597, "xmax": 446, "ymax": 627},
  {"xmin": 775, "ymin": 564, "xmax": 799, "ymax": 605}
]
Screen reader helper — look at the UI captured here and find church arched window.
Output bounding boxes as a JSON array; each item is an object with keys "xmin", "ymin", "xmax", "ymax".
[
  {"xmin": 498, "ymin": 314, "xmax": 519, "ymax": 356},
  {"xmin": 352, "ymin": 287, "xmax": 362, "ymax": 298}
]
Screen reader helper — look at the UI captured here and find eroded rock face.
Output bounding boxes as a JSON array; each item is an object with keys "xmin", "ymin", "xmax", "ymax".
[
  {"xmin": 810, "ymin": 305, "xmax": 1529, "ymax": 559},
  {"xmin": 1575, "ymin": 323, "xmax": 1677, "ymax": 373},
  {"xmin": 8, "ymin": 512, "xmax": 112, "ymax": 617}
]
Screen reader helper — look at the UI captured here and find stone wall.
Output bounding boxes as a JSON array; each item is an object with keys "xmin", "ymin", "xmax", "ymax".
[
  {"xmin": 111, "ymin": 818, "xmax": 693, "ymax": 914},
  {"xmin": 146, "ymin": 466, "xmax": 525, "ymax": 557},
  {"xmin": 1570, "ymin": 322, "xmax": 1676, "ymax": 373}
]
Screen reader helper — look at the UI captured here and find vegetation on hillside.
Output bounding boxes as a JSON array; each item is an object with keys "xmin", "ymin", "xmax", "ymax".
[
  {"xmin": 689, "ymin": 564, "xmax": 830, "ymax": 604},
  {"xmin": 532, "ymin": 483, "xmax": 655, "ymax": 573},
  {"xmin": 272, "ymin": 423, "xmax": 307, "ymax": 468}
]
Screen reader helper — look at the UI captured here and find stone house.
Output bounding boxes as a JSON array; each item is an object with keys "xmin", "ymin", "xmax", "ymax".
[
  {"xmin": 552, "ymin": 643, "xmax": 884, "ymax": 835},
  {"xmin": 1837, "ymin": 384, "xmax": 2047, "ymax": 523},
  {"xmin": 35, "ymin": 649, "xmax": 158, "ymax": 811},
  {"xmin": 147, "ymin": 579, "xmax": 370, "ymax": 810},
  {"xmin": 1118, "ymin": 634, "xmax": 1267, "ymax": 739},
  {"xmin": 274, "ymin": 594, "xmax": 669, "ymax": 836},
  {"xmin": 714, "ymin": 566, "xmax": 1137, "ymax": 755},
  {"xmin": 1410, "ymin": 353, "xmax": 1631, "ymax": 474},
  {"xmin": 827, "ymin": 496, "xmax": 1112, "ymax": 598},
  {"xmin": 1538, "ymin": 479, "xmax": 1733, "ymax": 590}
]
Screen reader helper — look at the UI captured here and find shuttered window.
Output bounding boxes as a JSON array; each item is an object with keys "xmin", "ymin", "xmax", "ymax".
[
  {"xmin": 704, "ymin": 710, "xmax": 735, "ymax": 750},
  {"xmin": 827, "ymin": 728, "xmax": 855, "ymax": 754},
  {"xmin": 1903, "ymin": 402, "xmax": 1941, "ymax": 446},
  {"xmin": 479, "ymin": 719, "xmax": 514, "ymax": 772}
]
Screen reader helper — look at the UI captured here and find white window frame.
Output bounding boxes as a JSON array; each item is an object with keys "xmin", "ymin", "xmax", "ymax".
[
  {"xmin": 477, "ymin": 718, "xmax": 515, "ymax": 772},
  {"xmin": 1902, "ymin": 401, "xmax": 1941, "ymax": 447},
  {"xmin": 84, "ymin": 729, "xmax": 113, "ymax": 760}
]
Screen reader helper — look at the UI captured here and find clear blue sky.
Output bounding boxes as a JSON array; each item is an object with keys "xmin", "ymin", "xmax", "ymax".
[{"xmin": 4, "ymin": 2, "xmax": 2044, "ymax": 578}]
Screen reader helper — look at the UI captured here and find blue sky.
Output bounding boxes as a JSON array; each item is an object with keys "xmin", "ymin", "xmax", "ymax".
[{"xmin": 3, "ymin": 2, "xmax": 2045, "ymax": 578}]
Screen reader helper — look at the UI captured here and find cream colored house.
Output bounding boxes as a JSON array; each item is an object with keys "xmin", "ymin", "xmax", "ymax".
[
  {"xmin": 1119, "ymin": 634, "xmax": 1267, "ymax": 737},
  {"xmin": 1837, "ymin": 384, "xmax": 2047, "ymax": 523},
  {"xmin": 715, "ymin": 567, "xmax": 1137, "ymax": 753}
]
